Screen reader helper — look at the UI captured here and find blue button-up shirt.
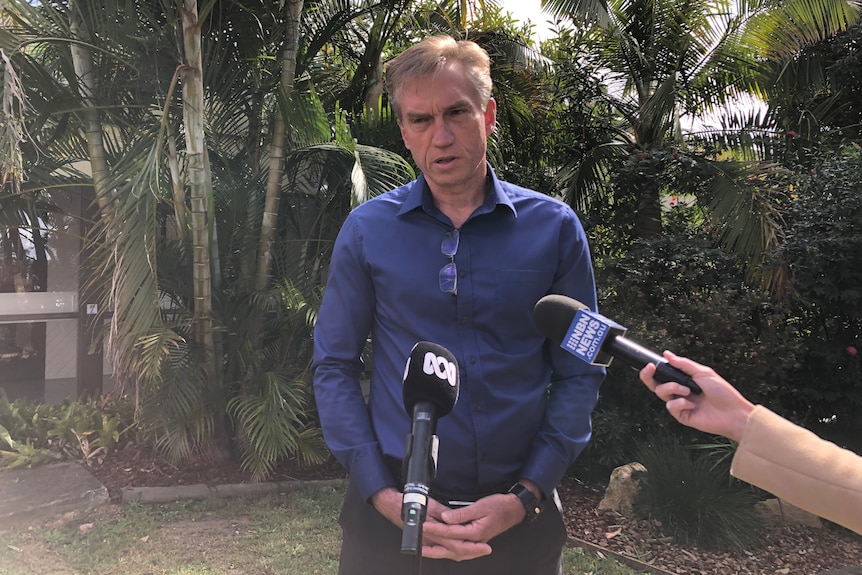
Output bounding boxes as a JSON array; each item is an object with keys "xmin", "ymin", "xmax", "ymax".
[{"xmin": 312, "ymin": 167, "xmax": 605, "ymax": 502}]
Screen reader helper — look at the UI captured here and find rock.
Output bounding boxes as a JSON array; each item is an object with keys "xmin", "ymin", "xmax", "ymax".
[
  {"xmin": 755, "ymin": 498, "xmax": 823, "ymax": 528},
  {"xmin": 598, "ymin": 462, "xmax": 647, "ymax": 516},
  {"xmin": 79, "ymin": 522, "xmax": 95, "ymax": 534}
]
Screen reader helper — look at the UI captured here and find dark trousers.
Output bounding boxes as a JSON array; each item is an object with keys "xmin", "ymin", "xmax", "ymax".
[{"xmin": 337, "ymin": 480, "xmax": 566, "ymax": 575}]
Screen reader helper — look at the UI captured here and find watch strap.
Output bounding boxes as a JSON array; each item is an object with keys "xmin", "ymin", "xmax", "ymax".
[{"xmin": 508, "ymin": 482, "xmax": 542, "ymax": 524}]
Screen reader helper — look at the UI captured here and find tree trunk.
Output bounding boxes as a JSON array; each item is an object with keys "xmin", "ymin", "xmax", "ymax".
[
  {"xmin": 69, "ymin": 2, "xmax": 112, "ymax": 216},
  {"xmin": 254, "ymin": 0, "xmax": 304, "ymax": 292},
  {"xmin": 180, "ymin": 0, "xmax": 225, "ymax": 454},
  {"xmin": 1, "ymin": 46, "xmax": 26, "ymax": 193},
  {"xmin": 634, "ymin": 181, "xmax": 662, "ymax": 238},
  {"xmin": 165, "ymin": 119, "xmax": 187, "ymax": 241}
]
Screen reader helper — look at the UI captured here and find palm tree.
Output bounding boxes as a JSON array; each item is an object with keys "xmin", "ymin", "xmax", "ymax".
[
  {"xmin": 1, "ymin": 0, "xmax": 414, "ymax": 476},
  {"xmin": 542, "ymin": 0, "xmax": 860, "ymax": 289}
]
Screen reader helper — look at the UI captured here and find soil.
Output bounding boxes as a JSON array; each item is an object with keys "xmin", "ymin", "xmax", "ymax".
[{"xmin": 87, "ymin": 443, "xmax": 862, "ymax": 575}]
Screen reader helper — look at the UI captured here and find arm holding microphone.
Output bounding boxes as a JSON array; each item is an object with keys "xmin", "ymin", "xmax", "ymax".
[{"xmin": 641, "ymin": 352, "xmax": 862, "ymax": 535}]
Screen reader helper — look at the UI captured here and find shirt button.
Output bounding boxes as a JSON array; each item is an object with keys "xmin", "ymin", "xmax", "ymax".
[
  {"xmin": 475, "ymin": 404, "xmax": 482, "ymax": 412},
  {"xmin": 469, "ymin": 357, "xmax": 476, "ymax": 364}
]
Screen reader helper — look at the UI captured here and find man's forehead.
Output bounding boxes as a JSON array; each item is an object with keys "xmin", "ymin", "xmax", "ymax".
[{"xmin": 399, "ymin": 73, "xmax": 482, "ymax": 112}]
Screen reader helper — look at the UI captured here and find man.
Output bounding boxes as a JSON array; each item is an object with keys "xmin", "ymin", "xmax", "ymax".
[{"xmin": 312, "ymin": 35, "xmax": 605, "ymax": 574}]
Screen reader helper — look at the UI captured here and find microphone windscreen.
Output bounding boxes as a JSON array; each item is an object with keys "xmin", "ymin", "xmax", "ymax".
[
  {"xmin": 402, "ymin": 341, "xmax": 460, "ymax": 417},
  {"xmin": 533, "ymin": 294, "xmax": 590, "ymax": 344}
]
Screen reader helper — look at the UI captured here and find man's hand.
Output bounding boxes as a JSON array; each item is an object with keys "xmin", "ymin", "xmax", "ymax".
[
  {"xmin": 371, "ymin": 486, "xmax": 494, "ymax": 561},
  {"xmin": 421, "ymin": 486, "xmax": 530, "ymax": 561},
  {"xmin": 370, "ymin": 480, "xmax": 540, "ymax": 562},
  {"xmin": 370, "ymin": 486, "xmax": 404, "ymax": 527}
]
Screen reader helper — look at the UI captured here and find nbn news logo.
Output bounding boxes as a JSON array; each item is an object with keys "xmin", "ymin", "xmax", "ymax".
[{"xmin": 562, "ymin": 310, "xmax": 621, "ymax": 365}]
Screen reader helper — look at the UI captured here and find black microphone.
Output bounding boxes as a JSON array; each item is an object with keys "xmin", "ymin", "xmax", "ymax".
[
  {"xmin": 400, "ymin": 341, "xmax": 460, "ymax": 555},
  {"xmin": 533, "ymin": 294, "xmax": 702, "ymax": 394}
]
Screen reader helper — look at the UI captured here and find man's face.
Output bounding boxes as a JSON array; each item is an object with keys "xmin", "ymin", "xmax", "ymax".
[{"xmin": 397, "ymin": 61, "xmax": 496, "ymax": 195}]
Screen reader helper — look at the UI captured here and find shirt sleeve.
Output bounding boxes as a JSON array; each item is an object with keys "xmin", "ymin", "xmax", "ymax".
[
  {"xmin": 731, "ymin": 405, "xmax": 862, "ymax": 535},
  {"xmin": 311, "ymin": 215, "xmax": 395, "ymax": 502},
  {"xmin": 520, "ymin": 208, "xmax": 605, "ymax": 497}
]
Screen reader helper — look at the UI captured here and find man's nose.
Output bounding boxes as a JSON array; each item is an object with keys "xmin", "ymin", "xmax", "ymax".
[{"xmin": 430, "ymin": 119, "xmax": 455, "ymax": 146}]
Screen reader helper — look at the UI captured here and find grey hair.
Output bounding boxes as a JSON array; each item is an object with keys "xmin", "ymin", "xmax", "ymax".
[{"xmin": 385, "ymin": 35, "xmax": 492, "ymax": 119}]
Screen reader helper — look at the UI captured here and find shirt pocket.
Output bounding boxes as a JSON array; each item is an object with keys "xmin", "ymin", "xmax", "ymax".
[{"xmin": 493, "ymin": 270, "xmax": 555, "ymax": 351}]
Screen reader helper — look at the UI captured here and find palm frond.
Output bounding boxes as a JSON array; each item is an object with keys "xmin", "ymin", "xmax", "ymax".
[
  {"xmin": 557, "ymin": 140, "xmax": 628, "ymax": 211},
  {"xmin": 742, "ymin": 0, "xmax": 861, "ymax": 63},
  {"xmin": 699, "ymin": 160, "xmax": 788, "ymax": 291},
  {"xmin": 227, "ymin": 368, "xmax": 326, "ymax": 481}
]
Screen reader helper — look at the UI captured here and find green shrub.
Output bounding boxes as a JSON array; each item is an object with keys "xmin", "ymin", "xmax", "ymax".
[
  {"xmin": 634, "ymin": 435, "xmax": 763, "ymax": 551},
  {"xmin": 0, "ymin": 395, "xmax": 134, "ymax": 468},
  {"xmin": 571, "ymin": 227, "xmax": 802, "ymax": 478},
  {"xmin": 772, "ymin": 148, "xmax": 862, "ymax": 439}
]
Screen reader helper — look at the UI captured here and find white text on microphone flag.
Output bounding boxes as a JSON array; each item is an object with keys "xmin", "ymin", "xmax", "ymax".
[{"xmin": 563, "ymin": 309, "xmax": 627, "ymax": 367}]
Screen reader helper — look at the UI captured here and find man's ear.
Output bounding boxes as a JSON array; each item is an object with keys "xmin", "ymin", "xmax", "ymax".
[{"xmin": 484, "ymin": 98, "xmax": 497, "ymax": 134}]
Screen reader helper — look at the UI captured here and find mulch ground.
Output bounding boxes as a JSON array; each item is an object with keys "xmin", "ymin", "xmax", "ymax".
[{"xmin": 87, "ymin": 442, "xmax": 862, "ymax": 575}]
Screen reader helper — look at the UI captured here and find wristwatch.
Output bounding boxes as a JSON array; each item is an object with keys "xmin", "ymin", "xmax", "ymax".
[{"xmin": 508, "ymin": 482, "xmax": 543, "ymax": 524}]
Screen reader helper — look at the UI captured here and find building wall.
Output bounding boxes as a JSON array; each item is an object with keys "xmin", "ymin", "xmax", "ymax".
[{"xmin": 0, "ymin": 192, "xmax": 112, "ymax": 404}]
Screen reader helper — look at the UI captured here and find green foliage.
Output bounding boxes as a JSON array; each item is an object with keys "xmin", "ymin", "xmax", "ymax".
[
  {"xmin": 574, "ymin": 224, "xmax": 803, "ymax": 478},
  {"xmin": 771, "ymin": 146, "xmax": 862, "ymax": 434},
  {"xmin": 540, "ymin": 28, "xmax": 630, "ymax": 211},
  {"xmin": 634, "ymin": 435, "xmax": 764, "ymax": 551},
  {"xmin": 0, "ymin": 395, "xmax": 133, "ymax": 468},
  {"xmin": 221, "ymin": 281, "xmax": 327, "ymax": 481},
  {"xmin": 0, "ymin": 423, "xmax": 54, "ymax": 469},
  {"xmin": 574, "ymin": 404, "xmax": 658, "ymax": 484}
]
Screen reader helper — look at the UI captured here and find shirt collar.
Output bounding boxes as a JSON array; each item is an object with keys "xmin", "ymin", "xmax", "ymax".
[{"xmin": 397, "ymin": 163, "xmax": 517, "ymax": 220}]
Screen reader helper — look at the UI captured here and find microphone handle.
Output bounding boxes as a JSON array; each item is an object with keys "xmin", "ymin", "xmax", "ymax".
[
  {"xmin": 401, "ymin": 401, "xmax": 438, "ymax": 554},
  {"xmin": 605, "ymin": 335, "xmax": 703, "ymax": 394}
]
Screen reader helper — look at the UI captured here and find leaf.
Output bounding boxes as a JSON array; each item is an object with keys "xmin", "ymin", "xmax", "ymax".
[{"xmin": 605, "ymin": 526, "xmax": 623, "ymax": 539}]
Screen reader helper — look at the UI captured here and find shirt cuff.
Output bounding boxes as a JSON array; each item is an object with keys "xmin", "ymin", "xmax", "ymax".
[{"xmin": 348, "ymin": 449, "xmax": 398, "ymax": 503}]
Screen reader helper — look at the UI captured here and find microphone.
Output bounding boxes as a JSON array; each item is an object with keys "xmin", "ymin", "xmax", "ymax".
[
  {"xmin": 400, "ymin": 341, "xmax": 460, "ymax": 555},
  {"xmin": 533, "ymin": 294, "xmax": 702, "ymax": 394}
]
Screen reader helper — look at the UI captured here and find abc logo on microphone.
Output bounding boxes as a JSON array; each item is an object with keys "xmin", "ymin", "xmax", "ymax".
[{"xmin": 423, "ymin": 352, "xmax": 457, "ymax": 387}]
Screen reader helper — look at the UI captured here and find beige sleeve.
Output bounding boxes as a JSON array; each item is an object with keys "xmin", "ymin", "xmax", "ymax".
[{"xmin": 731, "ymin": 405, "xmax": 862, "ymax": 535}]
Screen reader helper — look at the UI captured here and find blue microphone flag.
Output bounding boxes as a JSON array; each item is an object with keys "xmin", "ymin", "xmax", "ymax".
[{"xmin": 562, "ymin": 309, "xmax": 627, "ymax": 367}]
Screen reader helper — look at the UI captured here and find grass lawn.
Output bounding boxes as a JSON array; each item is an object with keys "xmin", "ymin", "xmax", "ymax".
[{"xmin": 0, "ymin": 484, "xmax": 649, "ymax": 574}]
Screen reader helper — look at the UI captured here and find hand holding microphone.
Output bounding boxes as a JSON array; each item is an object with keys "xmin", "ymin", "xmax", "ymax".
[
  {"xmin": 641, "ymin": 351, "xmax": 754, "ymax": 441},
  {"xmin": 400, "ymin": 341, "xmax": 460, "ymax": 555},
  {"xmin": 533, "ymin": 294, "xmax": 702, "ymax": 394}
]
